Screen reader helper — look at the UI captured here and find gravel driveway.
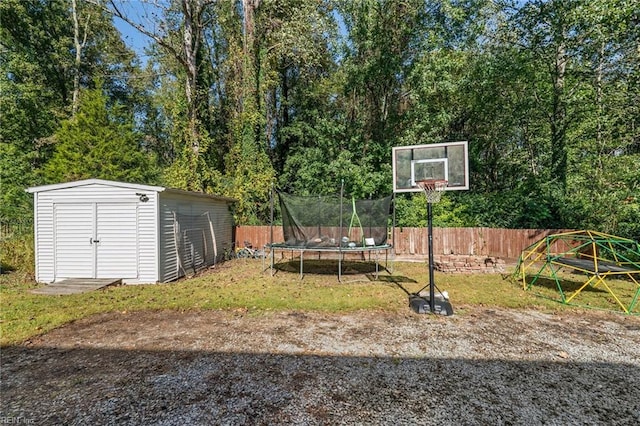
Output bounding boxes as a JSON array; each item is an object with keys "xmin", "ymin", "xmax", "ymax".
[{"xmin": 2, "ymin": 307, "xmax": 639, "ymax": 425}]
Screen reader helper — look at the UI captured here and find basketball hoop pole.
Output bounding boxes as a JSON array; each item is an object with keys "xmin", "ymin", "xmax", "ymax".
[
  {"xmin": 412, "ymin": 179, "xmax": 453, "ymax": 316},
  {"xmin": 416, "ymin": 179, "xmax": 444, "ymax": 312},
  {"xmin": 426, "ymin": 199, "xmax": 436, "ymax": 313}
]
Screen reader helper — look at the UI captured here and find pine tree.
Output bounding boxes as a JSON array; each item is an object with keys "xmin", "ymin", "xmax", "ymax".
[{"xmin": 45, "ymin": 87, "xmax": 158, "ymax": 184}]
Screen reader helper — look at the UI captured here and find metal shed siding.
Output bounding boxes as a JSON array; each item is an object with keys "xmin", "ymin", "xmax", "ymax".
[
  {"xmin": 30, "ymin": 182, "xmax": 159, "ymax": 283},
  {"xmin": 132, "ymin": 191, "xmax": 158, "ymax": 284},
  {"xmin": 158, "ymin": 192, "xmax": 234, "ymax": 282},
  {"xmin": 210, "ymin": 200, "xmax": 234, "ymax": 260},
  {"xmin": 158, "ymin": 198, "xmax": 180, "ymax": 283},
  {"xmin": 33, "ymin": 193, "xmax": 55, "ymax": 282}
]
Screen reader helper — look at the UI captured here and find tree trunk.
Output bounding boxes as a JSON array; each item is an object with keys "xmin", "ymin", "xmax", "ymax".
[
  {"xmin": 100, "ymin": 0, "xmax": 208, "ymax": 154},
  {"xmin": 595, "ymin": 40, "xmax": 605, "ymax": 172},
  {"xmin": 71, "ymin": 0, "xmax": 86, "ymax": 116},
  {"xmin": 240, "ymin": 0, "xmax": 260, "ymax": 117},
  {"xmin": 182, "ymin": 0, "xmax": 200, "ymax": 154},
  {"xmin": 550, "ymin": 41, "xmax": 567, "ymax": 189}
]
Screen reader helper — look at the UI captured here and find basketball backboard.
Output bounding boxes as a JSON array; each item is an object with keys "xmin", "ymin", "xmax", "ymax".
[{"xmin": 392, "ymin": 141, "xmax": 469, "ymax": 193}]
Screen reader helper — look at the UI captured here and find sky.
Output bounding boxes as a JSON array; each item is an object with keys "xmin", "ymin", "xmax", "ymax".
[
  {"xmin": 110, "ymin": 0, "xmax": 162, "ymax": 64},
  {"xmin": 114, "ymin": 17, "xmax": 150, "ymax": 59},
  {"xmin": 115, "ymin": 17, "xmax": 149, "ymax": 54}
]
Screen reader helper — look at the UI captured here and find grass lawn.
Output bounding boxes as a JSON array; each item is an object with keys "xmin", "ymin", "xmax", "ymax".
[{"xmin": 1, "ymin": 258, "xmax": 635, "ymax": 347}]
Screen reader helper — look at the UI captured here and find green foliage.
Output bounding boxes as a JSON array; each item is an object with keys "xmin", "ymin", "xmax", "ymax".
[
  {"xmin": 0, "ymin": 0, "xmax": 69, "ymax": 219},
  {"xmin": 222, "ymin": 121, "xmax": 276, "ymax": 225},
  {"xmin": 458, "ymin": 191, "xmax": 554, "ymax": 230},
  {"xmin": 44, "ymin": 87, "xmax": 158, "ymax": 184},
  {"xmin": 394, "ymin": 193, "xmax": 473, "ymax": 228},
  {"xmin": 161, "ymin": 101, "xmax": 222, "ymax": 193},
  {"xmin": 402, "ymin": 48, "xmax": 474, "ymax": 145},
  {"xmin": 338, "ymin": 0, "xmax": 424, "ymax": 173},
  {"xmin": 279, "ymin": 148, "xmax": 391, "ymax": 198},
  {"xmin": 0, "ymin": 234, "xmax": 34, "ymax": 274},
  {"xmin": 2, "ymin": 0, "xmax": 639, "ymax": 240},
  {"xmin": 564, "ymin": 153, "xmax": 640, "ymax": 240},
  {"xmin": 163, "ymin": 142, "xmax": 223, "ymax": 194},
  {"xmin": 0, "ymin": 0, "xmax": 146, "ymax": 222},
  {"xmin": 0, "ymin": 144, "xmax": 34, "ymax": 220},
  {"xmin": 0, "ymin": 0, "xmax": 73, "ymax": 107}
]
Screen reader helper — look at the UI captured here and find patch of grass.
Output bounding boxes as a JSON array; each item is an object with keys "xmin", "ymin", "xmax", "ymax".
[
  {"xmin": 0, "ymin": 259, "xmax": 598, "ymax": 346},
  {"xmin": 518, "ymin": 271, "xmax": 640, "ymax": 315}
]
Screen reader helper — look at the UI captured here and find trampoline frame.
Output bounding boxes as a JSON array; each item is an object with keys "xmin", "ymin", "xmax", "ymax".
[{"xmin": 264, "ymin": 243, "xmax": 394, "ymax": 281}]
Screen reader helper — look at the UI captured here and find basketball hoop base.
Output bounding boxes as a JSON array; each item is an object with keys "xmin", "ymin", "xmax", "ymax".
[{"xmin": 409, "ymin": 294, "xmax": 454, "ymax": 316}]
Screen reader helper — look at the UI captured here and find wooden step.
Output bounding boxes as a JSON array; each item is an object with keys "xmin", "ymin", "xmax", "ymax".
[{"xmin": 30, "ymin": 278, "xmax": 122, "ymax": 295}]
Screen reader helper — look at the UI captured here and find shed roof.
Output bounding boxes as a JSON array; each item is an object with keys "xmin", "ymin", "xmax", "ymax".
[{"xmin": 26, "ymin": 178, "xmax": 236, "ymax": 203}]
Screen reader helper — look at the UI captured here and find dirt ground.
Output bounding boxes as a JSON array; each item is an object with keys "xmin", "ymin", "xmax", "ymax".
[{"xmin": 2, "ymin": 307, "xmax": 640, "ymax": 425}]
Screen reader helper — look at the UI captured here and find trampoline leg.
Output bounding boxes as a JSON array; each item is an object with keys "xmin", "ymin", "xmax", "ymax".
[
  {"xmin": 269, "ymin": 246, "xmax": 274, "ymax": 276},
  {"xmin": 299, "ymin": 250, "xmax": 304, "ymax": 280}
]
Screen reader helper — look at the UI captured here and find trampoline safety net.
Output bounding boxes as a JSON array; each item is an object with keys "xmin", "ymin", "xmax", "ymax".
[{"xmin": 279, "ymin": 192, "xmax": 392, "ymax": 248}]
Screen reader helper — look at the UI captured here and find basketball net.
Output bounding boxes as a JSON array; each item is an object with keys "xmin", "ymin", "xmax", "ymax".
[{"xmin": 416, "ymin": 179, "xmax": 448, "ymax": 203}]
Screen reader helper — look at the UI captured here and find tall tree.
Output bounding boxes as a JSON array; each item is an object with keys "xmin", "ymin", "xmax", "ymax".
[
  {"xmin": 254, "ymin": 0, "xmax": 337, "ymax": 172},
  {"xmin": 511, "ymin": 0, "xmax": 575, "ymax": 193},
  {"xmin": 45, "ymin": 86, "xmax": 158, "ymax": 183},
  {"xmin": 216, "ymin": 0, "xmax": 276, "ymax": 223},
  {"xmin": 71, "ymin": 0, "xmax": 88, "ymax": 114},
  {"xmin": 339, "ymin": 0, "xmax": 423, "ymax": 168},
  {"xmin": 0, "ymin": 1, "xmax": 62, "ymax": 217},
  {"xmin": 561, "ymin": 0, "xmax": 640, "ymax": 238},
  {"xmin": 1, "ymin": 0, "xmax": 140, "ymax": 219},
  {"xmin": 98, "ymin": 0, "xmax": 216, "ymax": 190},
  {"xmin": 274, "ymin": 0, "xmax": 425, "ymax": 198}
]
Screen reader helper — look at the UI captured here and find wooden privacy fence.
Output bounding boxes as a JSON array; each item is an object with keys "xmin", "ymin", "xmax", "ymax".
[{"xmin": 235, "ymin": 226, "xmax": 571, "ymax": 260}]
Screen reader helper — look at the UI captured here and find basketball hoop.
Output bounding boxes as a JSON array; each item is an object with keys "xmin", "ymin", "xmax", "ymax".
[
  {"xmin": 413, "ymin": 178, "xmax": 454, "ymax": 316},
  {"xmin": 416, "ymin": 179, "xmax": 448, "ymax": 203}
]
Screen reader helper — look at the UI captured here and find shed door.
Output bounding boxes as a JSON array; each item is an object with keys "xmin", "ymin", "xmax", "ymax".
[
  {"xmin": 96, "ymin": 203, "xmax": 138, "ymax": 278},
  {"xmin": 54, "ymin": 203, "xmax": 95, "ymax": 278},
  {"xmin": 54, "ymin": 202, "xmax": 138, "ymax": 279}
]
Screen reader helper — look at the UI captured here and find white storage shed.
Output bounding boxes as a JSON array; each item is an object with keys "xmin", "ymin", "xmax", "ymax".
[{"xmin": 27, "ymin": 179, "xmax": 236, "ymax": 284}]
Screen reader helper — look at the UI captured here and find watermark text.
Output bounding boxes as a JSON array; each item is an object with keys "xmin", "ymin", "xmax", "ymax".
[{"xmin": 0, "ymin": 417, "xmax": 35, "ymax": 425}]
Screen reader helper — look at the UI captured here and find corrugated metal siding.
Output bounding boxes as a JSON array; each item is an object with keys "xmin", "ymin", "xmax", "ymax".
[
  {"xmin": 159, "ymin": 200, "xmax": 180, "ymax": 283},
  {"xmin": 159, "ymin": 193, "xmax": 233, "ymax": 282}
]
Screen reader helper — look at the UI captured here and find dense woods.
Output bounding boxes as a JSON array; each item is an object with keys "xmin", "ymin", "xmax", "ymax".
[{"xmin": 1, "ymin": 0, "xmax": 638, "ymax": 239}]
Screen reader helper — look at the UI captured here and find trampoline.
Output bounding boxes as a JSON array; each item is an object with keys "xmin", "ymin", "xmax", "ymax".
[
  {"xmin": 265, "ymin": 190, "xmax": 394, "ymax": 281},
  {"xmin": 515, "ymin": 230, "xmax": 640, "ymax": 314}
]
